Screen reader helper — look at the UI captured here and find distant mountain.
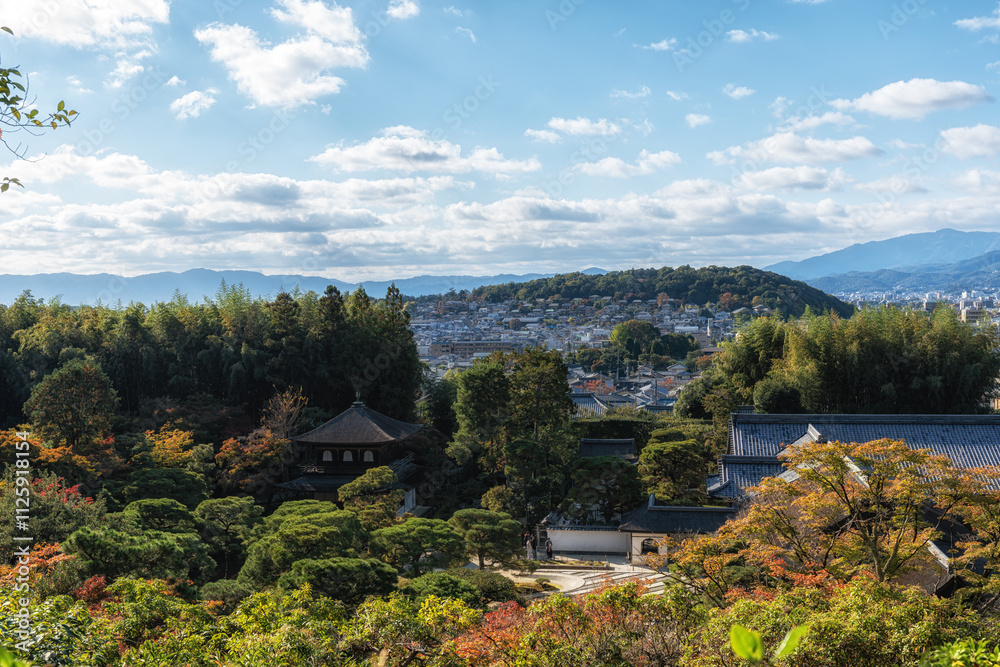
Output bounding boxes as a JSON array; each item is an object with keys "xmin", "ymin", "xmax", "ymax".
[
  {"xmin": 469, "ymin": 265, "xmax": 854, "ymax": 318},
  {"xmin": 0, "ymin": 268, "xmax": 608, "ymax": 305},
  {"xmin": 766, "ymin": 229, "xmax": 1000, "ymax": 281},
  {"xmin": 810, "ymin": 250, "xmax": 1000, "ymax": 295}
]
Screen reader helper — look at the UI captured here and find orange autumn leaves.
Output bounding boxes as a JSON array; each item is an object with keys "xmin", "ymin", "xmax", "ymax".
[{"xmin": 662, "ymin": 437, "xmax": 1000, "ymax": 602}]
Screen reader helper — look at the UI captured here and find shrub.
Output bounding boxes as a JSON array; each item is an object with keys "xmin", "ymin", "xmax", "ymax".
[{"xmin": 405, "ymin": 573, "xmax": 481, "ymax": 607}]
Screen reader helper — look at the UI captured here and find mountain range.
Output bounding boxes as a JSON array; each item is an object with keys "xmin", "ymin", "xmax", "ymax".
[
  {"xmin": 765, "ymin": 229, "xmax": 1000, "ymax": 282},
  {"xmin": 6, "ymin": 228, "xmax": 1000, "ymax": 306},
  {"xmin": 809, "ymin": 251, "xmax": 1000, "ymax": 295},
  {"xmin": 0, "ymin": 268, "xmax": 608, "ymax": 306}
]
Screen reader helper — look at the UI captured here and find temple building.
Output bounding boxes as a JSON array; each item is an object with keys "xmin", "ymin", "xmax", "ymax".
[{"xmin": 279, "ymin": 400, "xmax": 423, "ymax": 509}]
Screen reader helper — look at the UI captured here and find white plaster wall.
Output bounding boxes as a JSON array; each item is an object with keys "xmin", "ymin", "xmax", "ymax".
[{"xmin": 547, "ymin": 529, "xmax": 628, "ymax": 553}]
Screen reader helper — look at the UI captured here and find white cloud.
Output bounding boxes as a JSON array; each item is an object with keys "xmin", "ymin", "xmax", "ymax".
[
  {"xmin": 770, "ymin": 96, "xmax": 792, "ymax": 118},
  {"xmin": 2, "ymin": 0, "xmax": 169, "ymax": 49},
  {"xmin": 955, "ymin": 4, "xmax": 1000, "ymax": 31},
  {"xmin": 954, "ymin": 169, "xmax": 1000, "ymax": 195},
  {"xmin": 12, "ymin": 144, "xmax": 1000, "ymax": 281},
  {"xmin": 387, "ymin": 0, "xmax": 420, "ymax": 20},
  {"xmin": 723, "ymin": 83, "xmax": 755, "ymax": 100},
  {"xmin": 727, "ymin": 29, "xmax": 779, "ymax": 43},
  {"xmin": 271, "ymin": 0, "xmax": 364, "ymax": 40},
  {"xmin": 308, "ymin": 126, "xmax": 541, "ymax": 174},
  {"xmin": 547, "ymin": 117, "xmax": 622, "ymax": 136},
  {"xmin": 106, "ymin": 52, "xmax": 150, "ymax": 88},
  {"xmin": 666, "ymin": 90, "xmax": 689, "ymax": 101},
  {"xmin": 709, "ymin": 131, "xmax": 882, "ymax": 165},
  {"xmin": 782, "ymin": 111, "xmax": 856, "ymax": 131},
  {"xmin": 444, "ymin": 6, "xmax": 467, "ymax": 17},
  {"xmin": 576, "ymin": 150, "xmax": 681, "ymax": 178},
  {"xmin": 165, "ymin": 75, "xmax": 186, "ymax": 87},
  {"xmin": 624, "ymin": 118, "xmax": 655, "ymax": 136},
  {"xmin": 454, "ymin": 26, "xmax": 476, "ymax": 42},
  {"xmin": 195, "ymin": 3, "xmax": 368, "ymax": 108},
  {"xmin": 642, "ymin": 39, "xmax": 677, "ymax": 51},
  {"xmin": 737, "ymin": 166, "xmax": 848, "ymax": 191},
  {"xmin": 611, "ymin": 85, "xmax": 651, "ymax": 99},
  {"xmin": 831, "ymin": 78, "xmax": 992, "ymax": 119},
  {"xmin": 888, "ymin": 138, "xmax": 924, "ymax": 150},
  {"xmin": 854, "ymin": 176, "xmax": 927, "ymax": 195},
  {"xmin": 66, "ymin": 75, "xmax": 93, "ymax": 94},
  {"xmin": 940, "ymin": 124, "xmax": 1000, "ymax": 158},
  {"xmin": 524, "ymin": 129, "xmax": 561, "ymax": 143},
  {"xmin": 170, "ymin": 89, "xmax": 219, "ymax": 120},
  {"xmin": 686, "ymin": 113, "xmax": 712, "ymax": 128}
]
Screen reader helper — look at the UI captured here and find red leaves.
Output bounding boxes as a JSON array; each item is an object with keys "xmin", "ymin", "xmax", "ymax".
[{"xmin": 74, "ymin": 575, "xmax": 109, "ymax": 605}]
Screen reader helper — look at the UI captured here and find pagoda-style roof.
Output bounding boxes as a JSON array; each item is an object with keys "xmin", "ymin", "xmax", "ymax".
[{"xmin": 292, "ymin": 401, "xmax": 422, "ymax": 445}]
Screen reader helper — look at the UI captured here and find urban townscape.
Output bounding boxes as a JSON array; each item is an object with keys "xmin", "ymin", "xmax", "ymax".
[{"xmin": 5, "ymin": 2, "xmax": 1000, "ymax": 666}]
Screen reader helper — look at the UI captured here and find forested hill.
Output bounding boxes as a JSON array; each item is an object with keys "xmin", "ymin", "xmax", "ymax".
[{"xmin": 468, "ymin": 266, "xmax": 855, "ymax": 318}]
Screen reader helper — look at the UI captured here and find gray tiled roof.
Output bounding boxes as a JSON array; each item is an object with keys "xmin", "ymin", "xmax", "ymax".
[
  {"xmin": 293, "ymin": 401, "xmax": 423, "ymax": 444},
  {"xmin": 619, "ymin": 496, "xmax": 736, "ymax": 533},
  {"xmin": 717, "ymin": 413, "xmax": 1000, "ymax": 499},
  {"xmin": 571, "ymin": 393, "xmax": 607, "ymax": 416}
]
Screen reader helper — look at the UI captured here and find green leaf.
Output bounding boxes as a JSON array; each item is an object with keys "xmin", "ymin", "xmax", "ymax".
[
  {"xmin": 731, "ymin": 624, "xmax": 765, "ymax": 662},
  {"xmin": 1, "ymin": 26, "xmax": 13, "ymax": 35},
  {"xmin": 774, "ymin": 624, "xmax": 810, "ymax": 658},
  {"xmin": 11, "ymin": 107, "xmax": 19, "ymax": 121},
  {"xmin": 57, "ymin": 100, "xmax": 65, "ymax": 111}
]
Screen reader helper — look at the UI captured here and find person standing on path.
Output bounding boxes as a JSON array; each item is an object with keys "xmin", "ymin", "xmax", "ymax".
[{"xmin": 545, "ymin": 537, "xmax": 553, "ymax": 560}]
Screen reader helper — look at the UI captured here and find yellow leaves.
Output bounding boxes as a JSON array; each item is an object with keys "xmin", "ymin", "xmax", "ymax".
[
  {"xmin": 145, "ymin": 428, "xmax": 196, "ymax": 467},
  {"xmin": 417, "ymin": 595, "xmax": 481, "ymax": 636}
]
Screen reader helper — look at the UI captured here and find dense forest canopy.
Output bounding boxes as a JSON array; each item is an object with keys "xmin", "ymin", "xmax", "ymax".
[
  {"xmin": 465, "ymin": 265, "xmax": 855, "ymax": 318},
  {"xmin": 0, "ymin": 282, "xmax": 422, "ymax": 428},
  {"xmin": 677, "ymin": 306, "xmax": 1000, "ymax": 421}
]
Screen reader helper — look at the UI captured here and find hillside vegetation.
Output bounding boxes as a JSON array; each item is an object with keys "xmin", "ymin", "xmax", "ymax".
[{"xmin": 468, "ymin": 265, "xmax": 854, "ymax": 318}]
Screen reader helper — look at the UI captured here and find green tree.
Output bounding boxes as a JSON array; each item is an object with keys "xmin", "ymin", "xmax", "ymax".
[
  {"xmin": 370, "ymin": 517, "xmax": 466, "ymax": 576},
  {"xmin": 696, "ymin": 307, "xmax": 1000, "ymax": 421},
  {"xmin": 447, "ymin": 360, "xmax": 510, "ymax": 471},
  {"xmin": 448, "ymin": 508, "xmax": 522, "ymax": 569},
  {"xmin": 276, "ymin": 557, "xmax": 398, "ymax": 604},
  {"xmin": 610, "ymin": 319, "xmax": 662, "ymax": 359},
  {"xmin": 116, "ymin": 498, "xmax": 196, "ymax": 533},
  {"xmin": 404, "ymin": 572, "xmax": 481, "ymax": 607},
  {"xmin": 418, "ymin": 371, "xmax": 459, "ymax": 437},
  {"xmin": 63, "ymin": 526, "xmax": 215, "ymax": 583},
  {"xmin": 337, "ymin": 465, "xmax": 403, "ymax": 531},
  {"xmin": 0, "ymin": 470, "xmax": 105, "ymax": 560},
  {"xmin": 120, "ymin": 468, "xmax": 209, "ymax": 509},
  {"xmin": 194, "ymin": 496, "xmax": 264, "ymax": 579},
  {"xmin": 753, "ymin": 375, "xmax": 804, "ymax": 413},
  {"xmin": 561, "ymin": 456, "xmax": 644, "ymax": 524},
  {"xmin": 504, "ymin": 347, "xmax": 575, "ymax": 443},
  {"xmin": 23, "ymin": 359, "xmax": 118, "ymax": 454},
  {"xmin": 638, "ymin": 438, "xmax": 707, "ymax": 503},
  {"xmin": 443, "ymin": 567, "xmax": 519, "ymax": 604},
  {"xmin": 238, "ymin": 504, "xmax": 367, "ymax": 586},
  {"xmin": 501, "ymin": 438, "xmax": 575, "ymax": 525}
]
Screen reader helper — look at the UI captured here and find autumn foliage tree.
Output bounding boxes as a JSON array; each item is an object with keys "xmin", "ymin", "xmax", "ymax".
[
  {"xmin": 663, "ymin": 438, "xmax": 987, "ymax": 602},
  {"xmin": 23, "ymin": 358, "xmax": 118, "ymax": 457}
]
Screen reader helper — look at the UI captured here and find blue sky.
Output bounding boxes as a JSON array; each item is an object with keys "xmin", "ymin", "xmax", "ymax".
[{"xmin": 2, "ymin": 0, "xmax": 1000, "ymax": 281}]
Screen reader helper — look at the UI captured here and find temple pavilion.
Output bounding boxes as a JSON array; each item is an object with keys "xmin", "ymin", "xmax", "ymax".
[{"xmin": 279, "ymin": 400, "xmax": 423, "ymax": 504}]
